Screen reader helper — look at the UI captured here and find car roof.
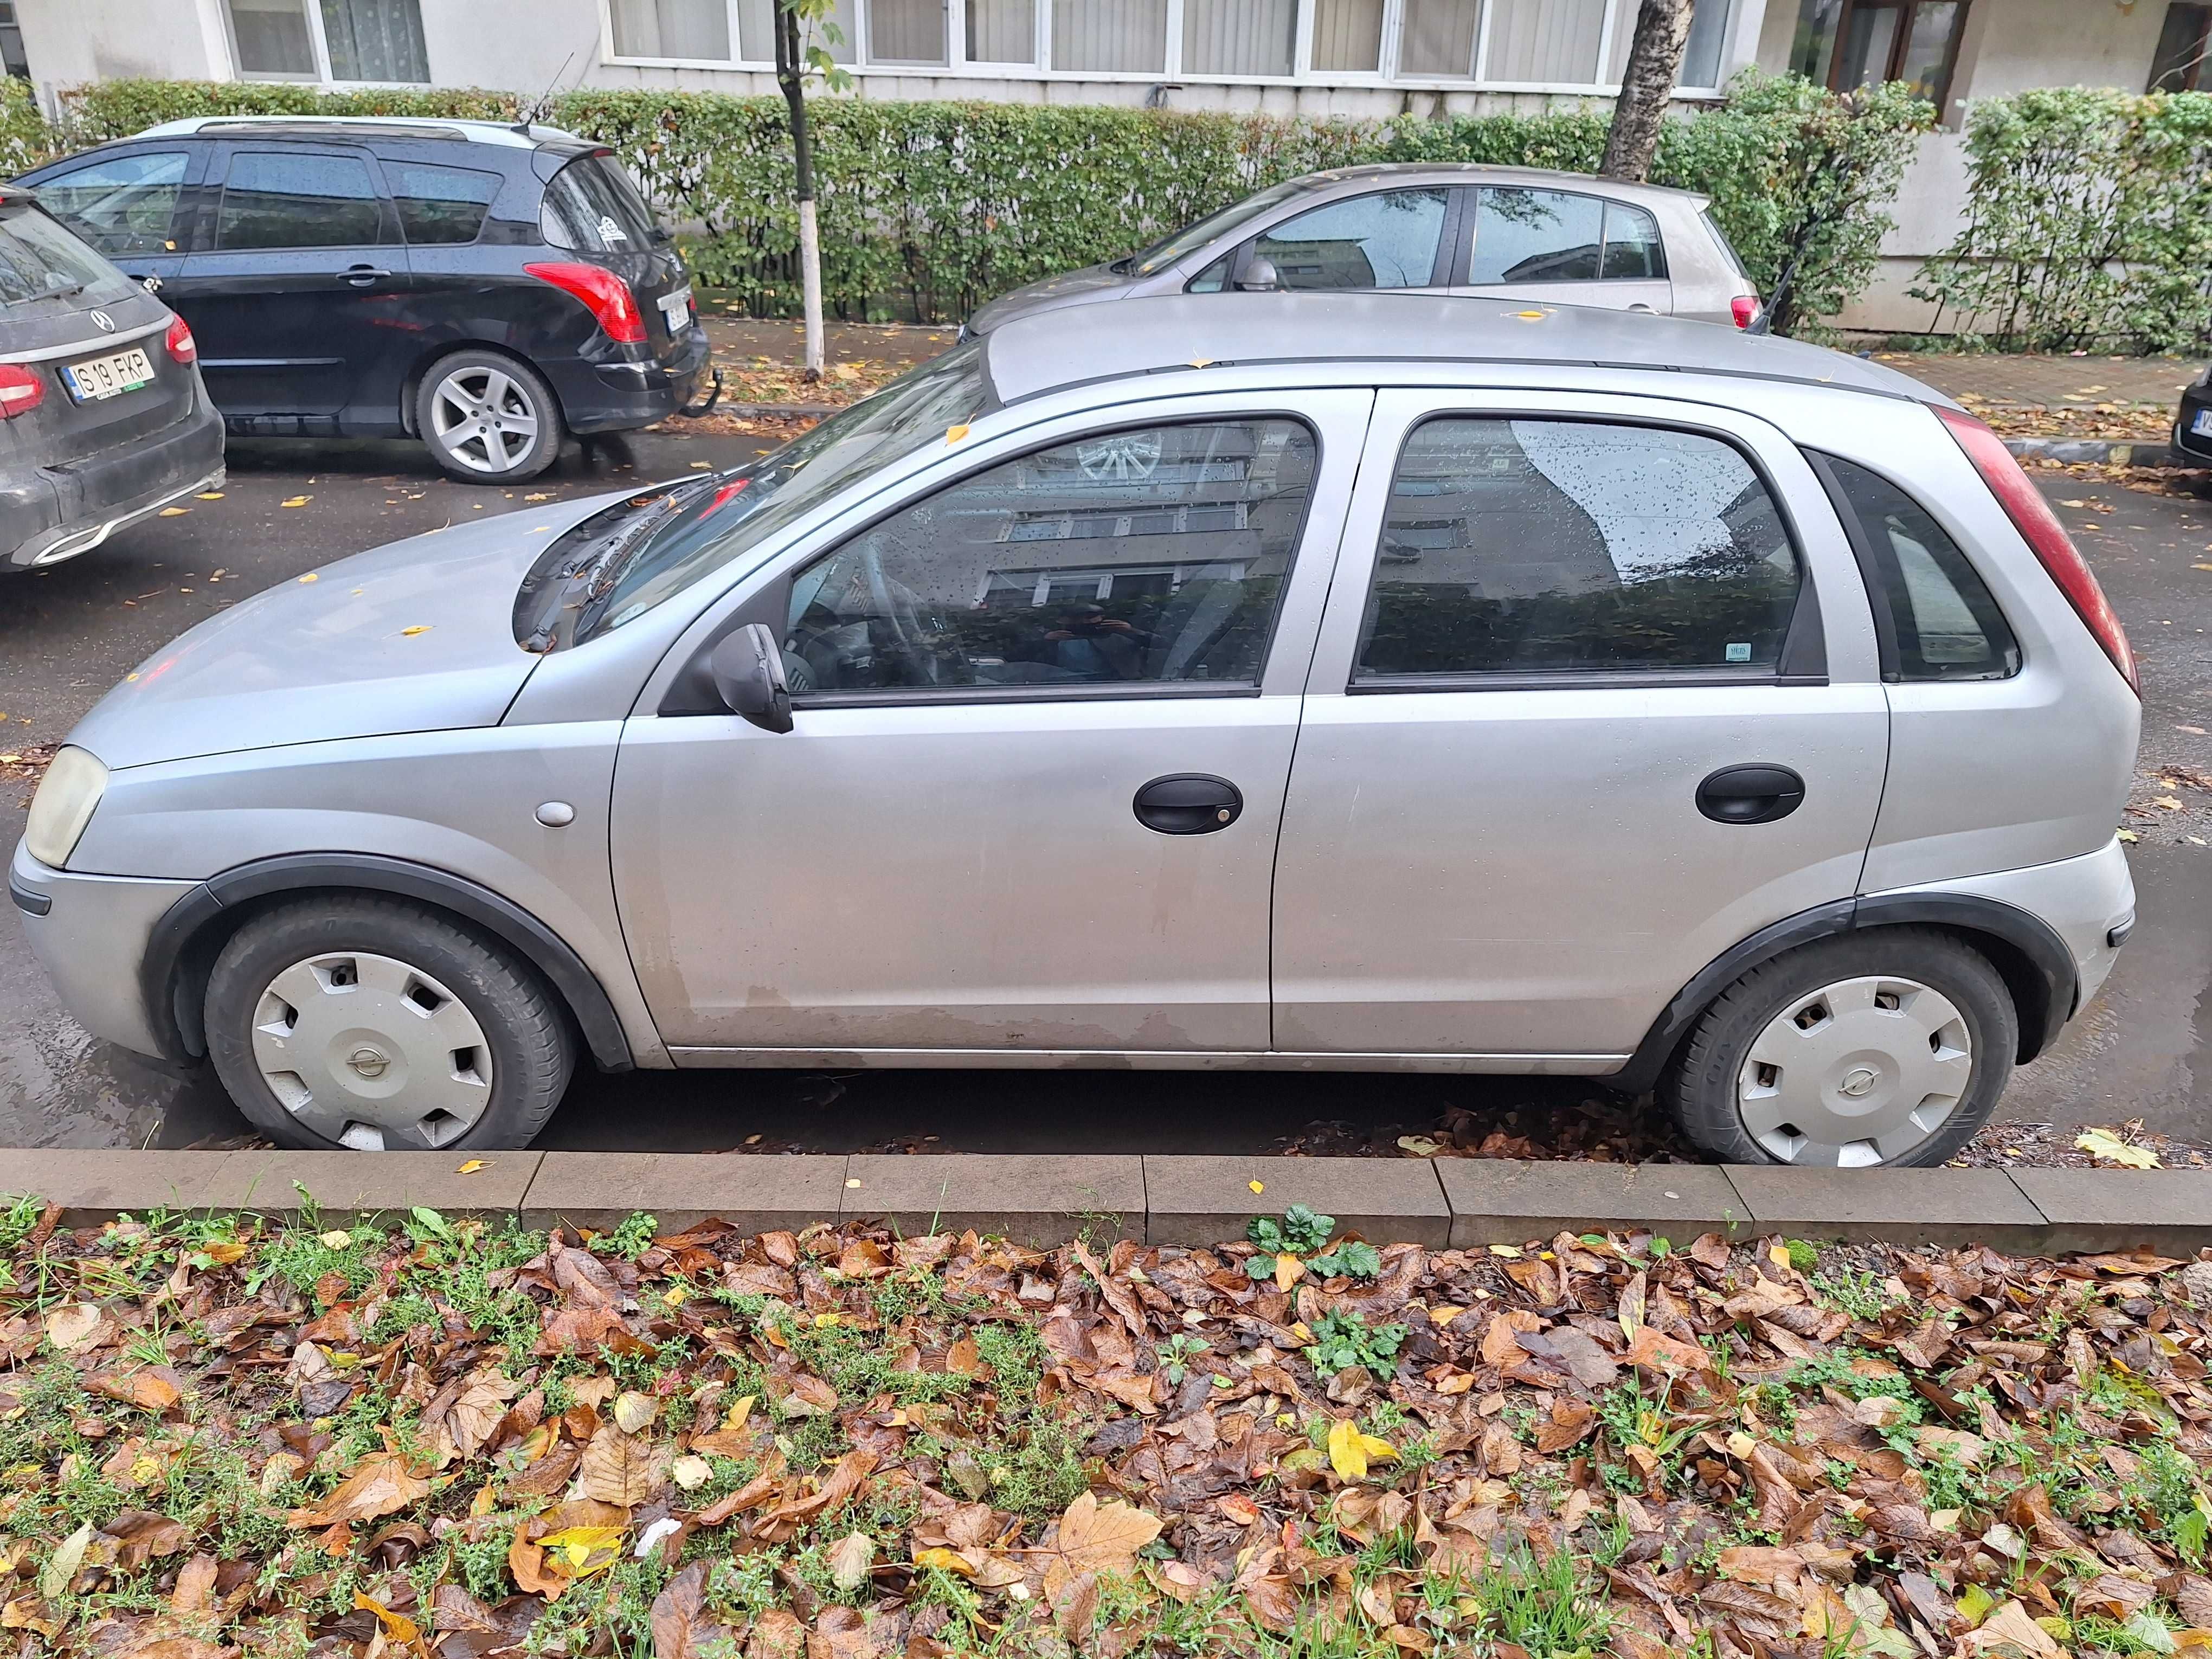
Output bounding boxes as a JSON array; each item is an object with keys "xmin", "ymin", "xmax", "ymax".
[
  {"xmin": 128, "ymin": 114, "xmax": 592, "ymax": 152},
  {"xmin": 978, "ymin": 292, "xmax": 1951, "ymax": 408},
  {"xmin": 1269, "ymin": 160, "xmax": 1712, "ymax": 208}
]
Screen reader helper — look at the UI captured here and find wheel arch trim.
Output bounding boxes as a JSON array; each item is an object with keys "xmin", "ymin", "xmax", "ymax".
[
  {"xmin": 142, "ymin": 853, "xmax": 635, "ymax": 1073},
  {"xmin": 1613, "ymin": 891, "xmax": 2077, "ymax": 1096}
]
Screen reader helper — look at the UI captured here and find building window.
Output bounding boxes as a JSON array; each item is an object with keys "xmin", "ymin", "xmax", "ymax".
[
  {"xmin": 1053, "ymin": 0, "xmax": 1168, "ymax": 73},
  {"xmin": 1791, "ymin": 0, "xmax": 1966, "ymax": 106},
  {"xmin": 1313, "ymin": 0, "xmax": 1384, "ymax": 71},
  {"xmin": 966, "ymin": 0, "xmax": 1035, "ymax": 62},
  {"xmin": 226, "ymin": 0, "xmax": 428, "ymax": 82},
  {"xmin": 608, "ymin": 0, "xmax": 730, "ymax": 59},
  {"xmin": 0, "ymin": 2, "xmax": 27, "ymax": 78},
  {"xmin": 870, "ymin": 0, "xmax": 947, "ymax": 66},
  {"xmin": 1185, "ymin": 0, "xmax": 1297, "ymax": 77},
  {"xmin": 2149, "ymin": 3, "xmax": 2211, "ymax": 90}
]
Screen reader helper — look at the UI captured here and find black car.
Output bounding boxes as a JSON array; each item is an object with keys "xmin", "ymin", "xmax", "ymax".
[
  {"xmin": 20, "ymin": 116, "xmax": 718, "ymax": 484},
  {"xmin": 2178, "ymin": 364, "xmax": 2212, "ymax": 465},
  {"xmin": 0, "ymin": 185, "xmax": 223, "ymax": 574}
]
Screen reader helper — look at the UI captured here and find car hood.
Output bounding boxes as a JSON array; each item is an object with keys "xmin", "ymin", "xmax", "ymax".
[
  {"xmin": 70, "ymin": 493, "xmax": 622, "ymax": 771},
  {"xmin": 966, "ymin": 262, "xmax": 1138, "ymax": 334}
]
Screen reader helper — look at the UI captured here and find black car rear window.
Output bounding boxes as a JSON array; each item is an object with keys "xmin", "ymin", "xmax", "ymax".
[
  {"xmin": 0, "ymin": 204, "xmax": 133, "ymax": 307},
  {"xmin": 539, "ymin": 156, "xmax": 659, "ymax": 254}
]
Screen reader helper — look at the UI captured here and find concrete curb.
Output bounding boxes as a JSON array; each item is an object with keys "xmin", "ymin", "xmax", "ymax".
[
  {"xmin": 2004, "ymin": 435, "xmax": 2200, "ymax": 470},
  {"xmin": 4, "ymin": 1150, "xmax": 2207, "ymax": 1257}
]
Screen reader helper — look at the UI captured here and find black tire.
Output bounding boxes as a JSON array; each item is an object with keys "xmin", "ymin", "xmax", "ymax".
[
  {"xmin": 1664, "ymin": 927, "xmax": 2017, "ymax": 1168},
  {"xmin": 204, "ymin": 895, "xmax": 575, "ymax": 1152},
  {"xmin": 415, "ymin": 349, "xmax": 563, "ymax": 483}
]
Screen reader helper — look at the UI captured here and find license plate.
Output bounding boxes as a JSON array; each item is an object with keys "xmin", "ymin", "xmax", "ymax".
[
  {"xmin": 61, "ymin": 346, "xmax": 155, "ymax": 404},
  {"xmin": 658, "ymin": 285, "xmax": 693, "ymax": 325},
  {"xmin": 2195, "ymin": 408, "xmax": 2212, "ymax": 438}
]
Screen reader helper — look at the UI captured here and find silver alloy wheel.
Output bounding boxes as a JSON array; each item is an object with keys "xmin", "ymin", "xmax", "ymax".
[
  {"xmin": 428, "ymin": 363, "xmax": 541, "ymax": 475},
  {"xmin": 249, "ymin": 951, "xmax": 494, "ymax": 1150},
  {"xmin": 1736, "ymin": 974, "xmax": 1973, "ymax": 1167}
]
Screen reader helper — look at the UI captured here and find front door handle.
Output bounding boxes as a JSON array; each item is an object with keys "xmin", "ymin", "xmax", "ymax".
[
  {"xmin": 1697, "ymin": 763, "xmax": 1805, "ymax": 825},
  {"xmin": 1133, "ymin": 773, "xmax": 1243, "ymax": 835},
  {"xmin": 338, "ymin": 265, "xmax": 391, "ymax": 286}
]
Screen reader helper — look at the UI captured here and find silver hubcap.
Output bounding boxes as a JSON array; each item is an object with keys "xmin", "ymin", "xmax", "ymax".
[
  {"xmin": 1737, "ymin": 974, "xmax": 1973, "ymax": 1167},
  {"xmin": 429, "ymin": 365, "xmax": 539, "ymax": 474},
  {"xmin": 250, "ymin": 952, "xmax": 494, "ymax": 1150}
]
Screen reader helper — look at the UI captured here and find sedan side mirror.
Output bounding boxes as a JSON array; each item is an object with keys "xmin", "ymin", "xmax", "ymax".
[
  {"xmin": 709, "ymin": 622, "xmax": 794, "ymax": 734},
  {"xmin": 1235, "ymin": 255, "xmax": 1282, "ymax": 292}
]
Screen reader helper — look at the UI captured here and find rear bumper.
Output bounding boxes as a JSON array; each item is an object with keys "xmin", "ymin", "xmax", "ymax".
[
  {"xmin": 545, "ymin": 325, "xmax": 713, "ymax": 435},
  {"xmin": 10, "ymin": 838, "xmax": 195, "ymax": 1060},
  {"xmin": 1, "ymin": 397, "xmax": 227, "ymax": 571},
  {"xmin": 2176, "ymin": 387, "xmax": 2212, "ymax": 461}
]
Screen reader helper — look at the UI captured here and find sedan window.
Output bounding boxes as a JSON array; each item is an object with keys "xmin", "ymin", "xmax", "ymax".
[
  {"xmin": 1253, "ymin": 189, "xmax": 1450, "ymax": 291},
  {"xmin": 784, "ymin": 417, "xmax": 1315, "ymax": 696}
]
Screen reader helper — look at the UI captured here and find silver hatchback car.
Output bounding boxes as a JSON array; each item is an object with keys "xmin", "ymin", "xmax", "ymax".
[
  {"xmin": 14, "ymin": 295, "xmax": 2138, "ymax": 1166},
  {"xmin": 966, "ymin": 163, "xmax": 1764, "ymax": 335}
]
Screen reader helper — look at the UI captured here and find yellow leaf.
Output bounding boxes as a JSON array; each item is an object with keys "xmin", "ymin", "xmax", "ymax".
[
  {"xmin": 1488, "ymin": 1244, "xmax": 1522, "ymax": 1259},
  {"xmin": 536, "ymin": 1525, "xmax": 625, "ymax": 1575},
  {"xmin": 726, "ymin": 1395, "xmax": 756, "ymax": 1430},
  {"xmin": 1188, "ymin": 357, "xmax": 1214, "ymax": 368},
  {"xmin": 353, "ymin": 1591, "xmax": 420, "ymax": 1644},
  {"xmin": 1272, "ymin": 1253, "xmax": 1304, "ymax": 1292},
  {"xmin": 1288, "ymin": 1321, "xmax": 1313, "ymax": 1345},
  {"xmin": 297, "ymin": 572, "xmax": 318, "ymax": 583},
  {"xmin": 915, "ymin": 1547, "xmax": 975, "ymax": 1577},
  {"xmin": 195, "ymin": 491, "xmax": 224, "ymax": 500},
  {"xmin": 2075, "ymin": 1127, "xmax": 2159, "ymax": 1168},
  {"xmin": 1515, "ymin": 308, "xmax": 1546, "ymax": 320},
  {"xmin": 456, "ymin": 1159, "xmax": 487, "ymax": 1174},
  {"xmin": 399, "ymin": 625, "xmax": 432, "ymax": 637},
  {"xmin": 280, "ymin": 495, "xmax": 311, "ymax": 507},
  {"xmin": 945, "ymin": 423, "xmax": 970, "ymax": 443},
  {"xmin": 1248, "ymin": 1180, "xmax": 1264, "ymax": 1194},
  {"xmin": 158, "ymin": 507, "xmax": 190, "ymax": 517}
]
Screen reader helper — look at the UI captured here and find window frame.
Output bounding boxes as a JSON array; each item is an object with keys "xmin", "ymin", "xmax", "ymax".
[
  {"xmin": 595, "ymin": 0, "xmax": 1743, "ymax": 99},
  {"xmin": 1796, "ymin": 0, "xmax": 1969, "ymax": 110},
  {"xmin": 221, "ymin": 0, "xmax": 432, "ymax": 85},
  {"xmin": 738, "ymin": 410, "xmax": 1329, "ymax": 712},
  {"xmin": 1343, "ymin": 409, "xmax": 1829, "ymax": 695}
]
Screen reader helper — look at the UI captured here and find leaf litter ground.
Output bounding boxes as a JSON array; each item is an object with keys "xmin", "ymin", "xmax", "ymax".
[{"xmin": 5, "ymin": 1200, "xmax": 2212, "ymax": 1659}]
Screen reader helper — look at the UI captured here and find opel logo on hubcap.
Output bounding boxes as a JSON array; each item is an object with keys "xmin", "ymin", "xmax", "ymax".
[
  {"xmin": 348, "ymin": 1046, "xmax": 390, "ymax": 1080},
  {"xmin": 1838, "ymin": 1065, "xmax": 1880, "ymax": 1098}
]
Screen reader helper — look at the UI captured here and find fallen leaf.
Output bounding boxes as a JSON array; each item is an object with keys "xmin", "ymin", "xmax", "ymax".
[
  {"xmin": 280, "ymin": 495, "xmax": 311, "ymax": 507},
  {"xmin": 828, "ymin": 1531, "xmax": 876, "ymax": 1592},
  {"xmin": 650, "ymin": 1560, "xmax": 729, "ymax": 1659},
  {"xmin": 1328, "ymin": 1417, "xmax": 1398, "ymax": 1480},
  {"xmin": 2076, "ymin": 1127, "xmax": 2160, "ymax": 1168},
  {"xmin": 580, "ymin": 1424, "xmax": 666, "ymax": 1507},
  {"xmin": 285, "ymin": 1451, "xmax": 429, "ymax": 1528}
]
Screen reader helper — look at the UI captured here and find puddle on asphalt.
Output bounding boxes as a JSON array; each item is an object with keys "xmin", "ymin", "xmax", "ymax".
[{"xmin": 0, "ymin": 1008, "xmax": 246, "ymax": 1149}]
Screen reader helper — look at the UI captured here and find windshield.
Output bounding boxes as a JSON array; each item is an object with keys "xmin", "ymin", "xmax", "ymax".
[
  {"xmin": 0, "ymin": 204, "xmax": 134, "ymax": 306},
  {"xmin": 516, "ymin": 341, "xmax": 989, "ymax": 650},
  {"xmin": 1123, "ymin": 177, "xmax": 1324, "ymax": 276}
]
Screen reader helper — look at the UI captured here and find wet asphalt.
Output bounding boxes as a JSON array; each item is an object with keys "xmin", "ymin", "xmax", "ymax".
[{"xmin": 0, "ymin": 434, "xmax": 2205, "ymax": 1155}]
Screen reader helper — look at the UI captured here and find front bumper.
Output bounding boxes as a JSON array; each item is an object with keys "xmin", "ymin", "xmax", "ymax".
[
  {"xmin": 546, "ymin": 325, "xmax": 715, "ymax": 435},
  {"xmin": 2176, "ymin": 384, "xmax": 2212, "ymax": 462},
  {"xmin": 1, "ymin": 396, "xmax": 226, "ymax": 571},
  {"xmin": 10, "ymin": 838, "xmax": 195, "ymax": 1060}
]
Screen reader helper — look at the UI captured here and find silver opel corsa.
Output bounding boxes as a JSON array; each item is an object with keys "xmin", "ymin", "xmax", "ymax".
[{"xmin": 11, "ymin": 294, "xmax": 2140, "ymax": 1167}]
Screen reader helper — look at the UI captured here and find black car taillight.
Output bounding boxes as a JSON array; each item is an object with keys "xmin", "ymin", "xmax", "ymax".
[{"xmin": 524, "ymin": 261, "xmax": 647, "ymax": 344}]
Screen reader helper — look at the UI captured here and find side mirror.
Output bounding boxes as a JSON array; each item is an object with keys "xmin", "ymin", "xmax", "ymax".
[
  {"xmin": 709, "ymin": 622, "xmax": 794, "ymax": 734},
  {"xmin": 1235, "ymin": 255, "xmax": 1281, "ymax": 293}
]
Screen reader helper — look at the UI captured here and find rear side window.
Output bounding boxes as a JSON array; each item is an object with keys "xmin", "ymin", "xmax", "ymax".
[
  {"xmin": 540, "ymin": 156, "xmax": 659, "ymax": 254},
  {"xmin": 1355, "ymin": 417, "xmax": 1803, "ymax": 679},
  {"xmin": 389, "ymin": 162, "xmax": 501, "ymax": 246},
  {"xmin": 216, "ymin": 151, "xmax": 382, "ymax": 250},
  {"xmin": 35, "ymin": 151, "xmax": 189, "ymax": 256},
  {"xmin": 1819, "ymin": 454, "xmax": 2021, "ymax": 680},
  {"xmin": 1600, "ymin": 202, "xmax": 1667, "ymax": 279},
  {"xmin": 1469, "ymin": 188, "xmax": 1603, "ymax": 282}
]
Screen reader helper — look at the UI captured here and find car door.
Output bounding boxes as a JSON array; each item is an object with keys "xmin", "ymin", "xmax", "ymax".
[
  {"xmin": 25, "ymin": 142, "xmax": 205, "ymax": 295},
  {"xmin": 1453, "ymin": 187, "xmax": 1674, "ymax": 316},
  {"xmin": 1190, "ymin": 187, "xmax": 1461, "ymax": 296},
  {"xmin": 610, "ymin": 389, "xmax": 1373, "ymax": 1057},
  {"xmin": 169, "ymin": 142, "xmax": 410, "ymax": 427},
  {"xmin": 1269, "ymin": 387, "xmax": 1888, "ymax": 1062}
]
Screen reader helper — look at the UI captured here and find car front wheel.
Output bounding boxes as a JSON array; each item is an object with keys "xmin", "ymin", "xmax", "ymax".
[
  {"xmin": 204, "ymin": 896, "xmax": 576, "ymax": 1151},
  {"xmin": 417, "ymin": 350, "xmax": 563, "ymax": 483},
  {"xmin": 1664, "ymin": 927, "xmax": 2017, "ymax": 1168}
]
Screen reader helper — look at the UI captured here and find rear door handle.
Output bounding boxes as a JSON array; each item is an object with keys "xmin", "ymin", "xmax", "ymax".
[
  {"xmin": 1696, "ymin": 763, "xmax": 1805, "ymax": 825},
  {"xmin": 338, "ymin": 265, "xmax": 391, "ymax": 286},
  {"xmin": 1133, "ymin": 773, "xmax": 1243, "ymax": 835}
]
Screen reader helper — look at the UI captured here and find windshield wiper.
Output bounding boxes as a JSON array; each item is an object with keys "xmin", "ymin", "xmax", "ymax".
[{"xmin": 514, "ymin": 473, "xmax": 725, "ymax": 652}]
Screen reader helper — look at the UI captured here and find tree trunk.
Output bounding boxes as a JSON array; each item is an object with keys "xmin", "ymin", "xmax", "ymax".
[
  {"xmin": 1600, "ymin": 0, "xmax": 1695, "ymax": 183},
  {"xmin": 775, "ymin": 5, "xmax": 825, "ymax": 380}
]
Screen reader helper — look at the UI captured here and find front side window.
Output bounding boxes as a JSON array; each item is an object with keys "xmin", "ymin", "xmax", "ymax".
[
  {"xmin": 785, "ymin": 418, "xmax": 1316, "ymax": 695},
  {"xmin": 389, "ymin": 162, "xmax": 501, "ymax": 245},
  {"xmin": 1253, "ymin": 189, "xmax": 1450, "ymax": 291},
  {"xmin": 34, "ymin": 152, "xmax": 189, "ymax": 256},
  {"xmin": 1355, "ymin": 417, "xmax": 1802, "ymax": 679},
  {"xmin": 215, "ymin": 151, "xmax": 383, "ymax": 250},
  {"xmin": 1822, "ymin": 455, "xmax": 2018, "ymax": 679}
]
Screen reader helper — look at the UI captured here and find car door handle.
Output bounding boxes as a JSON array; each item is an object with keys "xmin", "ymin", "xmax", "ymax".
[
  {"xmin": 1133, "ymin": 773, "xmax": 1243, "ymax": 835},
  {"xmin": 1696, "ymin": 763, "xmax": 1805, "ymax": 825},
  {"xmin": 338, "ymin": 265, "xmax": 391, "ymax": 286}
]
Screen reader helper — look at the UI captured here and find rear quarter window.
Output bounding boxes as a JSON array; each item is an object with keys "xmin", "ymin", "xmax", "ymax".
[{"xmin": 539, "ymin": 156, "xmax": 660, "ymax": 254}]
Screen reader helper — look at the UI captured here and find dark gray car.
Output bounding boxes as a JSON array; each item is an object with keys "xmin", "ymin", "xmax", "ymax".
[
  {"xmin": 966, "ymin": 163, "xmax": 1763, "ymax": 337},
  {"xmin": 0, "ymin": 185, "xmax": 222, "ymax": 572}
]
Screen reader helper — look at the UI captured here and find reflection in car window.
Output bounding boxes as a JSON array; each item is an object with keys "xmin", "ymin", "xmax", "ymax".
[
  {"xmin": 1824, "ymin": 455, "xmax": 2019, "ymax": 680},
  {"xmin": 575, "ymin": 344, "xmax": 991, "ymax": 641},
  {"xmin": 0, "ymin": 205, "xmax": 135, "ymax": 306},
  {"xmin": 783, "ymin": 419, "xmax": 1315, "ymax": 695},
  {"xmin": 1469, "ymin": 189, "xmax": 1604, "ymax": 283},
  {"xmin": 1600, "ymin": 202, "xmax": 1668, "ymax": 279},
  {"xmin": 216, "ymin": 151, "xmax": 383, "ymax": 250},
  {"xmin": 1127, "ymin": 177, "xmax": 1322, "ymax": 276},
  {"xmin": 389, "ymin": 162, "xmax": 502, "ymax": 246},
  {"xmin": 1254, "ymin": 190, "xmax": 1449, "ymax": 291},
  {"xmin": 539, "ymin": 156, "xmax": 659, "ymax": 254},
  {"xmin": 35, "ymin": 152, "xmax": 188, "ymax": 256},
  {"xmin": 1355, "ymin": 418, "xmax": 1802, "ymax": 677}
]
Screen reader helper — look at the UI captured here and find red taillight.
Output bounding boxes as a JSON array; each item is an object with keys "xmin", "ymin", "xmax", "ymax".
[
  {"xmin": 164, "ymin": 313, "xmax": 196, "ymax": 364},
  {"xmin": 0, "ymin": 363, "xmax": 44, "ymax": 417},
  {"xmin": 1730, "ymin": 294, "xmax": 1763, "ymax": 330},
  {"xmin": 1937, "ymin": 405, "xmax": 2138, "ymax": 695},
  {"xmin": 524, "ymin": 260, "xmax": 646, "ymax": 344}
]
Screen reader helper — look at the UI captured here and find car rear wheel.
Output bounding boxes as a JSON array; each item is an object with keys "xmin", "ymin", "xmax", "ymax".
[
  {"xmin": 204, "ymin": 896, "xmax": 575, "ymax": 1151},
  {"xmin": 1664, "ymin": 928, "xmax": 2016, "ymax": 1168},
  {"xmin": 417, "ymin": 350, "xmax": 562, "ymax": 483}
]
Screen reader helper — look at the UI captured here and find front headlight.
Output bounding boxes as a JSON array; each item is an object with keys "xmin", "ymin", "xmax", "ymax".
[{"xmin": 25, "ymin": 746, "xmax": 106, "ymax": 869}]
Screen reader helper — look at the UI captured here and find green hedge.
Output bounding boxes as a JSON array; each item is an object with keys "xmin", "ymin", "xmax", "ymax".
[
  {"xmin": 1911, "ymin": 87, "xmax": 2212, "ymax": 353},
  {"xmin": 49, "ymin": 72, "xmax": 1931, "ymax": 335}
]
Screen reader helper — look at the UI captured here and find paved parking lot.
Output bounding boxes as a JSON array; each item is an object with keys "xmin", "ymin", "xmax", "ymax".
[{"xmin": 0, "ymin": 433, "xmax": 2205, "ymax": 1155}]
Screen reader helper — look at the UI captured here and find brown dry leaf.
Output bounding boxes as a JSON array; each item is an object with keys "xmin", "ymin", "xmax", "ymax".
[
  {"xmin": 169, "ymin": 1553, "xmax": 218, "ymax": 1615},
  {"xmin": 649, "ymin": 1561, "xmax": 730, "ymax": 1659},
  {"xmin": 580, "ymin": 1425, "xmax": 666, "ymax": 1508},
  {"xmin": 284, "ymin": 1452, "xmax": 429, "ymax": 1529},
  {"xmin": 43, "ymin": 1302, "xmax": 109, "ymax": 1353},
  {"xmin": 1960, "ymin": 1600, "xmax": 2066, "ymax": 1659},
  {"xmin": 1050, "ymin": 1490, "xmax": 1163, "ymax": 1579},
  {"xmin": 747, "ymin": 1606, "xmax": 807, "ymax": 1659},
  {"xmin": 87, "ymin": 1366, "xmax": 183, "ymax": 1413}
]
